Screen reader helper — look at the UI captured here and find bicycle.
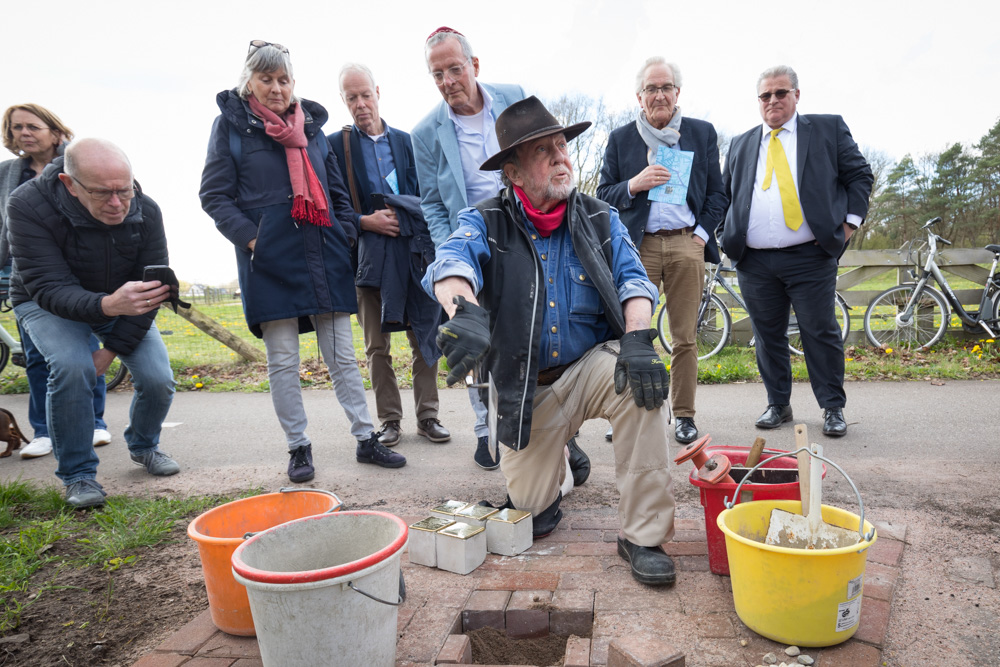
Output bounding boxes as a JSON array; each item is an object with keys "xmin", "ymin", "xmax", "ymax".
[
  {"xmin": 863, "ymin": 217, "xmax": 1000, "ymax": 350},
  {"xmin": 657, "ymin": 261, "xmax": 851, "ymax": 360},
  {"xmin": 0, "ymin": 319, "xmax": 130, "ymax": 389}
]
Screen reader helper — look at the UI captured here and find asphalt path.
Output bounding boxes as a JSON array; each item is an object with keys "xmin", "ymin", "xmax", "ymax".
[{"xmin": 2, "ymin": 379, "xmax": 997, "ymax": 518}]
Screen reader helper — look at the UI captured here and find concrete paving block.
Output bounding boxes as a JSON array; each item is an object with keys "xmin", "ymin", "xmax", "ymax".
[
  {"xmin": 131, "ymin": 654, "xmax": 189, "ymax": 667},
  {"xmin": 863, "ymin": 562, "xmax": 900, "ymax": 601},
  {"xmin": 853, "ymin": 597, "xmax": 891, "ymax": 646},
  {"xmin": 607, "ymin": 633, "xmax": 685, "ymax": 666},
  {"xmin": 867, "ymin": 538, "xmax": 904, "ymax": 567},
  {"xmin": 871, "ymin": 520, "xmax": 906, "ymax": 542},
  {"xmin": 506, "ymin": 590, "xmax": 551, "ymax": 639},
  {"xmin": 196, "ymin": 632, "xmax": 260, "ymax": 659},
  {"xmin": 476, "ymin": 571, "xmax": 559, "ymax": 591},
  {"xmin": 551, "ymin": 589, "xmax": 595, "ymax": 636},
  {"xmin": 436, "ymin": 634, "xmax": 472, "ymax": 664},
  {"xmin": 945, "ymin": 556, "xmax": 996, "ymax": 588},
  {"xmin": 463, "ymin": 590, "xmax": 511, "ymax": 632},
  {"xmin": 815, "ymin": 640, "xmax": 883, "ymax": 666},
  {"xmin": 687, "ymin": 614, "xmax": 736, "ymax": 638},
  {"xmin": 564, "ymin": 636, "xmax": 591, "ymax": 667},
  {"xmin": 154, "ymin": 609, "xmax": 219, "ymax": 654}
]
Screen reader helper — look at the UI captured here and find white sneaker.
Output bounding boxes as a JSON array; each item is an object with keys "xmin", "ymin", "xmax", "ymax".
[
  {"xmin": 20, "ymin": 436, "xmax": 53, "ymax": 459},
  {"xmin": 93, "ymin": 429, "xmax": 112, "ymax": 447}
]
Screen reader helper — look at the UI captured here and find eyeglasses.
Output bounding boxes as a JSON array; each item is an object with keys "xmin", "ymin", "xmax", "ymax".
[
  {"xmin": 642, "ymin": 84, "xmax": 677, "ymax": 97},
  {"xmin": 11, "ymin": 123, "xmax": 51, "ymax": 134},
  {"xmin": 430, "ymin": 59, "xmax": 470, "ymax": 84},
  {"xmin": 758, "ymin": 89, "xmax": 796, "ymax": 102},
  {"xmin": 248, "ymin": 40, "xmax": 289, "ymax": 56},
  {"xmin": 70, "ymin": 175, "xmax": 135, "ymax": 202}
]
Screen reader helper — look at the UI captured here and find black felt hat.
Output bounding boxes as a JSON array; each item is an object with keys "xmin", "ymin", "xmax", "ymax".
[{"xmin": 480, "ymin": 96, "xmax": 591, "ymax": 171}]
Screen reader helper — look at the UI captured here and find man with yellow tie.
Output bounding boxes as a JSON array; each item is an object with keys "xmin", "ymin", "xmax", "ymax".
[{"xmin": 720, "ymin": 65, "xmax": 873, "ymax": 437}]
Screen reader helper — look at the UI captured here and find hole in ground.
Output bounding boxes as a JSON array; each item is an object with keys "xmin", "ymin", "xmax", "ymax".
[{"xmin": 466, "ymin": 626, "xmax": 591, "ymax": 666}]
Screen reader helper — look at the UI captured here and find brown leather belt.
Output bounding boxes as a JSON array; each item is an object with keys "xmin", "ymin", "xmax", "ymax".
[
  {"xmin": 537, "ymin": 363, "xmax": 572, "ymax": 386},
  {"xmin": 646, "ymin": 227, "xmax": 691, "ymax": 237}
]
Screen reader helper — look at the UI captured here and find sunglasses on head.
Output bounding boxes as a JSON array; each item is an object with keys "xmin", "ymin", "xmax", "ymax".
[{"xmin": 248, "ymin": 40, "xmax": 289, "ymax": 56}]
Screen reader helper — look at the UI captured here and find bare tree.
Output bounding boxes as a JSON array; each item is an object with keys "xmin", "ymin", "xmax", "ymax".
[{"xmin": 546, "ymin": 94, "xmax": 633, "ymax": 196}]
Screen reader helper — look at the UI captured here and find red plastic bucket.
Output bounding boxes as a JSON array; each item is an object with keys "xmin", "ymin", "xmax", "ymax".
[{"xmin": 689, "ymin": 447, "xmax": 824, "ymax": 575}]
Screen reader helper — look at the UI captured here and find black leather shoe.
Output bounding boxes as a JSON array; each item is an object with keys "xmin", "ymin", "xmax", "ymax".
[
  {"xmin": 755, "ymin": 404, "xmax": 793, "ymax": 429},
  {"xmin": 474, "ymin": 436, "xmax": 500, "ymax": 470},
  {"xmin": 617, "ymin": 537, "xmax": 676, "ymax": 586},
  {"xmin": 417, "ymin": 418, "xmax": 451, "ymax": 443},
  {"xmin": 377, "ymin": 420, "xmax": 401, "ymax": 447},
  {"xmin": 822, "ymin": 408, "xmax": 847, "ymax": 437},
  {"xmin": 674, "ymin": 417, "xmax": 698, "ymax": 444},
  {"xmin": 605, "ymin": 426, "xmax": 613, "ymax": 441},
  {"xmin": 357, "ymin": 433, "xmax": 406, "ymax": 468},
  {"xmin": 566, "ymin": 436, "xmax": 590, "ymax": 486}
]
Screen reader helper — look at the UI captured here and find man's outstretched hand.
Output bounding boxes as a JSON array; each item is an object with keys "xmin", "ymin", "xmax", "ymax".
[
  {"xmin": 436, "ymin": 295, "xmax": 490, "ymax": 386},
  {"xmin": 614, "ymin": 329, "xmax": 669, "ymax": 410}
]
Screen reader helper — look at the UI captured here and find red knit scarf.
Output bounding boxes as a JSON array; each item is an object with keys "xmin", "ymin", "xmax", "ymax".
[
  {"xmin": 512, "ymin": 185, "xmax": 566, "ymax": 237},
  {"xmin": 248, "ymin": 96, "xmax": 330, "ymax": 227}
]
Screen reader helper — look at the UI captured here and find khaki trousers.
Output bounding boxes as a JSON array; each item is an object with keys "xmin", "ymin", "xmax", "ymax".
[
  {"xmin": 639, "ymin": 232, "xmax": 705, "ymax": 418},
  {"xmin": 500, "ymin": 342, "xmax": 675, "ymax": 547},
  {"xmin": 355, "ymin": 286, "xmax": 439, "ymax": 423}
]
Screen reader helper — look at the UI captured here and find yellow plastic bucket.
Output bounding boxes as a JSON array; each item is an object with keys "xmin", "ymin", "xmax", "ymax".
[{"xmin": 718, "ymin": 499, "xmax": 877, "ymax": 647}]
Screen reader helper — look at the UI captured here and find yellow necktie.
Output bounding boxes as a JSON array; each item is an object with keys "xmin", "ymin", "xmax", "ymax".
[{"xmin": 762, "ymin": 128, "xmax": 803, "ymax": 230}]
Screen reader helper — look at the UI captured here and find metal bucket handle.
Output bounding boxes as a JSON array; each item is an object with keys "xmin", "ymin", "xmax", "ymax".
[
  {"xmin": 347, "ymin": 570, "xmax": 407, "ymax": 606},
  {"xmin": 243, "ymin": 488, "xmax": 345, "ymax": 539},
  {"xmin": 723, "ymin": 447, "xmax": 875, "ymax": 542}
]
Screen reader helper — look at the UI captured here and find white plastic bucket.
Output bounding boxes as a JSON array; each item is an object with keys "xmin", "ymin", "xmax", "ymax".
[{"xmin": 231, "ymin": 510, "xmax": 408, "ymax": 667}]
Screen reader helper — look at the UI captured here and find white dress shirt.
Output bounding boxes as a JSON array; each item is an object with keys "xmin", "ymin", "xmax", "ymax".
[{"xmin": 448, "ymin": 83, "xmax": 504, "ymax": 208}]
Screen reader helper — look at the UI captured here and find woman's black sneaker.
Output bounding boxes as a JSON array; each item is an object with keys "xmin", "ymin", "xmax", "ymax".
[
  {"xmin": 356, "ymin": 433, "xmax": 406, "ymax": 469},
  {"xmin": 288, "ymin": 444, "xmax": 314, "ymax": 482}
]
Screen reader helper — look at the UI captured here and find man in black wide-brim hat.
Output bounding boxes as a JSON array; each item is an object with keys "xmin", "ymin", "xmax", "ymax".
[{"xmin": 421, "ymin": 96, "xmax": 678, "ymax": 586}]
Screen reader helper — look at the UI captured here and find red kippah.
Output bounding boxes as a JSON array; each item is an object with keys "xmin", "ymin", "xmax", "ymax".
[{"xmin": 426, "ymin": 26, "xmax": 463, "ymax": 41}]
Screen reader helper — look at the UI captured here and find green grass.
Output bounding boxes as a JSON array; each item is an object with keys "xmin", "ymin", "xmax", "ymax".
[{"xmin": 0, "ymin": 478, "xmax": 261, "ymax": 632}]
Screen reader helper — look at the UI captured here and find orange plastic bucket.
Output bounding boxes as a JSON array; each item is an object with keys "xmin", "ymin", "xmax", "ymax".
[{"xmin": 187, "ymin": 488, "xmax": 342, "ymax": 635}]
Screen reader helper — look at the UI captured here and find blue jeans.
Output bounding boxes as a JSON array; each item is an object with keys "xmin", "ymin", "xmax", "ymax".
[
  {"xmin": 18, "ymin": 320, "xmax": 107, "ymax": 438},
  {"xmin": 14, "ymin": 301, "xmax": 176, "ymax": 485}
]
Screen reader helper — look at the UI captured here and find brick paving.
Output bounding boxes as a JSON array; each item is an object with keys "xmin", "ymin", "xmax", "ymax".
[{"xmin": 134, "ymin": 513, "xmax": 905, "ymax": 667}]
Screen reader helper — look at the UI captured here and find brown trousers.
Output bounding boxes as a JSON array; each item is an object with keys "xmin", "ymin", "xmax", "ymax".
[
  {"xmin": 500, "ymin": 342, "xmax": 675, "ymax": 547},
  {"xmin": 639, "ymin": 232, "xmax": 705, "ymax": 418},
  {"xmin": 355, "ymin": 286, "xmax": 439, "ymax": 423}
]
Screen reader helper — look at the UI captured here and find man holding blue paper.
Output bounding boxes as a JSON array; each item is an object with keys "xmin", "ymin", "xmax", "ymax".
[{"xmin": 598, "ymin": 57, "xmax": 728, "ymax": 445}]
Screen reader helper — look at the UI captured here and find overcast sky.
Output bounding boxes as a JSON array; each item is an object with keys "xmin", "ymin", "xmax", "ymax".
[{"xmin": 4, "ymin": 0, "xmax": 998, "ymax": 284}]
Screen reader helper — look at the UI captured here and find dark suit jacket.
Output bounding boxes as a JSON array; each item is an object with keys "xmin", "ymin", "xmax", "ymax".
[
  {"xmin": 596, "ymin": 117, "xmax": 728, "ymax": 264},
  {"xmin": 328, "ymin": 121, "xmax": 420, "ymax": 220},
  {"xmin": 720, "ymin": 114, "xmax": 873, "ymax": 263}
]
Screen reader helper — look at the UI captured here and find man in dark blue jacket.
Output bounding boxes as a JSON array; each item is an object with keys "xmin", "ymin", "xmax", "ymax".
[
  {"xmin": 598, "ymin": 58, "xmax": 728, "ymax": 446},
  {"xmin": 329, "ymin": 64, "xmax": 449, "ymax": 449},
  {"xmin": 8, "ymin": 139, "xmax": 179, "ymax": 508}
]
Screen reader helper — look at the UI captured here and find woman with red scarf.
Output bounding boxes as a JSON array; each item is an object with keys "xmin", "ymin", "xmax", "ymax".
[{"xmin": 200, "ymin": 42, "xmax": 405, "ymax": 483}]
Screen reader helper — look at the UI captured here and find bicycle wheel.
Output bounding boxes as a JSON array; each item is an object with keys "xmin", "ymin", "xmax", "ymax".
[
  {"xmin": 105, "ymin": 358, "xmax": 130, "ymax": 391},
  {"xmin": 864, "ymin": 284, "xmax": 948, "ymax": 350},
  {"xmin": 787, "ymin": 292, "xmax": 851, "ymax": 355},
  {"xmin": 657, "ymin": 293, "xmax": 731, "ymax": 361},
  {"xmin": 0, "ymin": 340, "xmax": 8, "ymax": 374}
]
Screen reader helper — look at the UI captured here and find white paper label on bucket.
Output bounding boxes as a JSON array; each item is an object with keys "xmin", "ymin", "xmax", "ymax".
[
  {"xmin": 847, "ymin": 574, "xmax": 863, "ymax": 600},
  {"xmin": 836, "ymin": 596, "xmax": 862, "ymax": 632}
]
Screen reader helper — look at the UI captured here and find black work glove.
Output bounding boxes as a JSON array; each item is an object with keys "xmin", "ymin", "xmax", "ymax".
[
  {"xmin": 436, "ymin": 295, "xmax": 490, "ymax": 386},
  {"xmin": 614, "ymin": 329, "xmax": 669, "ymax": 410}
]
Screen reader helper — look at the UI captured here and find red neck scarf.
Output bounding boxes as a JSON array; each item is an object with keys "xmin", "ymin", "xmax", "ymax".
[
  {"xmin": 248, "ymin": 96, "xmax": 330, "ymax": 227},
  {"xmin": 512, "ymin": 185, "xmax": 566, "ymax": 237}
]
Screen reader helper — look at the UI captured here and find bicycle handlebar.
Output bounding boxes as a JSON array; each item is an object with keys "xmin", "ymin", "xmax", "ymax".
[{"xmin": 922, "ymin": 216, "xmax": 942, "ymax": 229}]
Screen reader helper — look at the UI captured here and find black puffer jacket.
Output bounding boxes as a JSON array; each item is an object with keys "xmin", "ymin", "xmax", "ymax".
[{"xmin": 6, "ymin": 157, "xmax": 168, "ymax": 355}]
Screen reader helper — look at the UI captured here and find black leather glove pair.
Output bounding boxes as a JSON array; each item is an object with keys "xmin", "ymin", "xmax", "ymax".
[
  {"xmin": 436, "ymin": 296, "xmax": 490, "ymax": 386},
  {"xmin": 614, "ymin": 329, "xmax": 669, "ymax": 410}
]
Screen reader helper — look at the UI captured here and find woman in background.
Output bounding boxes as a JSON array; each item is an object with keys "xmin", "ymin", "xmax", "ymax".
[{"xmin": 0, "ymin": 104, "xmax": 111, "ymax": 459}]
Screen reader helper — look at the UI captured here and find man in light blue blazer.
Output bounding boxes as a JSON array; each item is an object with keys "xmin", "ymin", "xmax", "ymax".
[{"xmin": 411, "ymin": 28, "xmax": 589, "ymax": 485}]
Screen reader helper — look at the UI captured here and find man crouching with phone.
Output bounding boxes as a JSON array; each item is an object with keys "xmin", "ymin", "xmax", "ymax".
[{"xmin": 7, "ymin": 138, "xmax": 180, "ymax": 509}]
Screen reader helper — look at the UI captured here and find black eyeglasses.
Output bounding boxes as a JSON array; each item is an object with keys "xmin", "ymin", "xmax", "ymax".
[
  {"xmin": 642, "ymin": 84, "xmax": 677, "ymax": 97},
  {"xmin": 70, "ymin": 175, "xmax": 135, "ymax": 202},
  {"xmin": 758, "ymin": 89, "xmax": 796, "ymax": 102},
  {"xmin": 248, "ymin": 40, "xmax": 289, "ymax": 56}
]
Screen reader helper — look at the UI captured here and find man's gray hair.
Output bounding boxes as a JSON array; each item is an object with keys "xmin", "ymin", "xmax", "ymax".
[
  {"xmin": 236, "ymin": 46, "xmax": 299, "ymax": 103},
  {"xmin": 757, "ymin": 65, "xmax": 798, "ymax": 91},
  {"xmin": 498, "ymin": 152, "xmax": 520, "ymax": 187},
  {"xmin": 338, "ymin": 63, "xmax": 376, "ymax": 94},
  {"xmin": 635, "ymin": 56, "xmax": 683, "ymax": 94},
  {"xmin": 64, "ymin": 138, "xmax": 132, "ymax": 179},
  {"xmin": 424, "ymin": 32, "xmax": 474, "ymax": 68}
]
